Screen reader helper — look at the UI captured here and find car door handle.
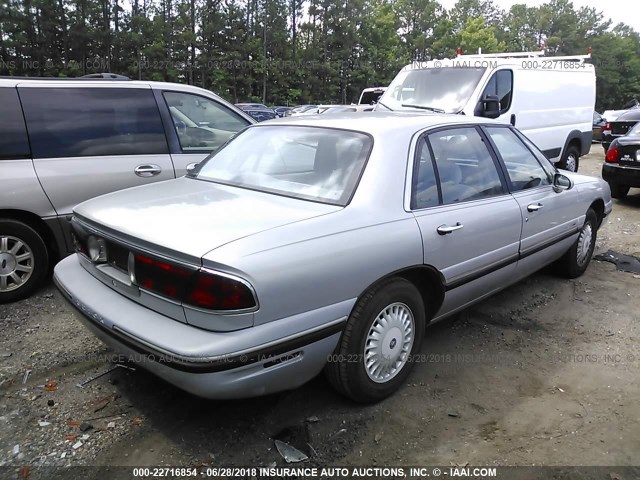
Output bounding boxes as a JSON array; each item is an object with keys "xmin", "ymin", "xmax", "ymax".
[
  {"xmin": 527, "ymin": 203, "xmax": 544, "ymax": 212},
  {"xmin": 134, "ymin": 164, "xmax": 162, "ymax": 177},
  {"xmin": 437, "ymin": 223, "xmax": 464, "ymax": 235}
]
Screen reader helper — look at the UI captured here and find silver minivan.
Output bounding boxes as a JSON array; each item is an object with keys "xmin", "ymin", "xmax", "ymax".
[{"xmin": 0, "ymin": 76, "xmax": 254, "ymax": 302}]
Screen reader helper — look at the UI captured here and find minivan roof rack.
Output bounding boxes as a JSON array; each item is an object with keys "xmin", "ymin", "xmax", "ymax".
[
  {"xmin": 0, "ymin": 73, "xmax": 131, "ymax": 81},
  {"xmin": 80, "ymin": 73, "xmax": 130, "ymax": 80}
]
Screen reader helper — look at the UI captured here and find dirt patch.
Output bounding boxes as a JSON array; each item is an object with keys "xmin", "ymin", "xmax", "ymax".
[{"xmin": 1, "ymin": 145, "xmax": 639, "ymax": 473}]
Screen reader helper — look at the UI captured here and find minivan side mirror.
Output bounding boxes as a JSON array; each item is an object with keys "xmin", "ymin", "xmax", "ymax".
[
  {"xmin": 553, "ymin": 172, "xmax": 573, "ymax": 192},
  {"xmin": 481, "ymin": 95, "xmax": 501, "ymax": 119}
]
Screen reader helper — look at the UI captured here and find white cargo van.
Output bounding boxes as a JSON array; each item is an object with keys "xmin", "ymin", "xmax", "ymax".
[{"xmin": 376, "ymin": 51, "xmax": 595, "ymax": 172}]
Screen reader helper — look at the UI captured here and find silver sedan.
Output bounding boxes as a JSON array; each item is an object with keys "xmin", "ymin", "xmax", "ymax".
[{"xmin": 53, "ymin": 113, "xmax": 612, "ymax": 402}]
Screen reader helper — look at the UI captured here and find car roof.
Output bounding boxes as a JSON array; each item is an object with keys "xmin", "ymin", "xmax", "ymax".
[
  {"xmin": 0, "ymin": 77, "xmax": 223, "ymax": 97},
  {"xmin": 260, "ymin": 111, "xmax": 501, "ymax": 135}
]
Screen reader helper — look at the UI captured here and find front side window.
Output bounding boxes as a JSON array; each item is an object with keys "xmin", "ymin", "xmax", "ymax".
[
  {"xmin": 379, "ymin": 67, "xmax": 486, "ymax": 113},
  {"xmin": 19, "ymin": 87, "xmax": 168, "ymax": 158},
  {"xmin": 164, "ymin": 92, "xmax": 250, "ymax": 153},
  {"xmin": 427, "ymin": 127, "xmax": 504, "ymax": 204},
  {"xmin": 0, "ymin": 87, "xmax": 30, "ymax": 159},
  {"xmin": 485, "ymin": 127, "xmax": 552, "ymax": 191},
  {"xmin": 479, "ymin": 70, "xmax": 513, "ymax": 112},
  {"xmin": 195, "ymin": 126, "xmax": 372, "ymax": 206}
]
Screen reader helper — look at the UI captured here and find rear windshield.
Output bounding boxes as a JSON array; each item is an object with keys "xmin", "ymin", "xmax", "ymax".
[
  {"xmin": 194, "ymin": 126, "xmax": 372, "ymax": 205},
  {"xmin": 379, "ymin": 67, "xmax": 485, "ymax": 113}
]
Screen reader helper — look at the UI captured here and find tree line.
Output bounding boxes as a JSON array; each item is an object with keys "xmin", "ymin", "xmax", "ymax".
[{"xmin": 1, "ymin": 0, "xmax": 639, "ymax": 109}]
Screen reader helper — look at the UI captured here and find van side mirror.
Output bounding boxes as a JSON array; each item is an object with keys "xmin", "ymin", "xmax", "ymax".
[
  {"xmin": 481, "ymin": 95, "xmax": 501, "ymax": 119},
  {"xmin": 553, "ymin": 172, "xmax": 573, "ymax": 192}
]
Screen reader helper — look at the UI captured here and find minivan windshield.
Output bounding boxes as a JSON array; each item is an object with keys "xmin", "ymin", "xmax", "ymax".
[
  {"xmin": 378, "ymin": 67, "xmax": 486, "ymax": 113},
  {"xmin": 194, "ymin": 126, "xmax": 372, "ymax": 206}
]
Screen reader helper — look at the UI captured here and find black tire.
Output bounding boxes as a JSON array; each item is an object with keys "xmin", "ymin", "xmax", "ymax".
[
  {"xmin": 556, "ymin": 209, "xmax": 598, "ymax": 279},
  {"xmin": 325, "ymin": 277, "xmax": 426, "ymax": 403},
  {"xmin": 0, "ymin": 219, "xmax": 49, "ymax": 303},
  {"xmin": 558, "ymin": 144, "xmax": 580, "ymax": 172},
  {"xmin": 610, "ymin": 183, "xmax": 630, "ymax": 199}
]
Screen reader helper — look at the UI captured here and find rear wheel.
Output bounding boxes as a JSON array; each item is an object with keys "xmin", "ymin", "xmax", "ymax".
[
  {"xmin": 556, "ymin": 209, "xmax": 598, "ymax": 279},
  {"xmin": 609, "ymin": 183, "xmax": 630, "ymax": 199},
  {"xmin": 558, "ymin": 144, "xmax": 580, "ymax": 172},
  {"xmin": 0, "ymin": 220, "xmax": 49, "ymax": 303},
  {"xmin": 325, "ymin": 277, "xmax": 426, "ymax": 403}
]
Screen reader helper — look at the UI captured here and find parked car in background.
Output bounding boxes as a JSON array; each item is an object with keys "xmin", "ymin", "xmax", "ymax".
[
  {"xmin": 358, "ymin": 87, "xmax": 386, "ymax": 105},
  {"xmin": 321, "ymin": 105, "xmax": 358, "ymax": 114},
  {"xmin": 376, "ymin": 50, "xmax": 596, "ymax": 172},
  {"xmin": 593, "ymin": 112, "xmax": 606, "ymax": 142},
  {"xmin": 54, "ymin": 112, "xmax": 611, "ymax": 403},
  {"xmin": 603, "ymin": 122, "xmax": 640, "ymax": 199},
  {"xmin": 0, "ymin": 76, "xmax": 254, "ymax": 303},
  {"xmin": 601, "ymin": 109, "xmax": 640, "ymax": 152},
  {"xmin": 235, "ymin": 103, "xmax": 278, "ymax": 122},
  {"xmin": 299, "ymin": 105, "xmax": 358, "ymax": 115},
  {"xmin": 273, "ymin": 106, "xmax": 292, "ymax": 117},
  {"xmin": 287, "ymin": 105, "xmax": 318, "ymax": 116}
]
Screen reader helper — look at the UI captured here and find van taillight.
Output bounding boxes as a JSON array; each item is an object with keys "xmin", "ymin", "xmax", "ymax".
[
  {"xmin": 605, "ymin": 146, "xmax": 619, "ymax": 163},
  {"xmin": 603, "ymin": 123, "xmax": 611, "ymax": 131},
  {"xmin": 134, "ymin": 254, "xmax": 256, "ymax": 311}
]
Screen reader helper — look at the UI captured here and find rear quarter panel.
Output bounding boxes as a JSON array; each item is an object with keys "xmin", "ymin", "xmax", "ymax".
[{"xmin": 205, "ymin": 207, "xmax": 423, "ymax": 327}]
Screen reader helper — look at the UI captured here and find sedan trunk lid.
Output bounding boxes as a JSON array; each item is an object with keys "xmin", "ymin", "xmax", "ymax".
[{"xmin": 74, "ymin": 177, "xmax": 341, "ymax": 263}]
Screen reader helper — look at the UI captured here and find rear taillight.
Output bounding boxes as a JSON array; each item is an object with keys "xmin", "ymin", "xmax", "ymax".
[
  {"xmin": 134, "ymin": 254, "xmax": 256, "ymax": 311},
  {"xmin": 186, "ymin": 270, "xmax": 256, "ymax": 311},
  {"xmin": 603, "ymin": 123, "xmax": 611, "ymax": 132},
  {"xmin": 605, "ymin": 146, "xmax": 619, "ymax": 163},
  {"xmin": 134, "ymin": 254, "xmax": 192, "ymax": 301}
]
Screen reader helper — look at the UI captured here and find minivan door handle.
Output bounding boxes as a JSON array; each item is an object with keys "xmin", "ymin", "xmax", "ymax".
[
  {"xmin": 437, "ymin": 223, "xmax": 464, "ymax": 235},
  {"xmin": 510, "ymin": 114, "xmax": 516, "ymax": 126},
  {"xmin": 134, "ymin": 164, "xmax": 162, "ymax": 177},
  {"xmin": 527, "ymin": 203, "xmax": 544, "ymax": 212}
]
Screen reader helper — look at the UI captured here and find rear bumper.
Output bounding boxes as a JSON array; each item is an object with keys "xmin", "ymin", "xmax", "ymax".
[
  {"xmin": 53, "ymin": 255, "xmax": 345, "ymax": 399},
  {"xmin": 602, "ymin": 163, "xmax": 640, "ymax": 188}
]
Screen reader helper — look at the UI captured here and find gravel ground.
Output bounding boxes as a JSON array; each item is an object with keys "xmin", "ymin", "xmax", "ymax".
[{"xmin": 0, "ymin": 145, "xmax": 639, "ymax": 477}]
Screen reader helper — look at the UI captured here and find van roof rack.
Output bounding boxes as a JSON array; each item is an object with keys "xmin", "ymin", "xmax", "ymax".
[{"xmin": 455, "ymin": 49, "xmax": 591, "ymax": 63}]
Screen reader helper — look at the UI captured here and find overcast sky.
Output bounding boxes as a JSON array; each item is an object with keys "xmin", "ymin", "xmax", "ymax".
[{"xmin": 438, "ymin": 0, "xmax": 639, "ymax": 30}]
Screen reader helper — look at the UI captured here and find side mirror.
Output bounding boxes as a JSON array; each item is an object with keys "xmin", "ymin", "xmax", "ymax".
[
  {"xmin": 553, "ymin": 172, "xmax": 573, "ymax": 192},
  {"xmin": 186, "ymin": 162, "xmax": 200, "ymax": 174},
  {"xmin": 481, "ymin": 95, "xmax": 501, "ymax": 119}
]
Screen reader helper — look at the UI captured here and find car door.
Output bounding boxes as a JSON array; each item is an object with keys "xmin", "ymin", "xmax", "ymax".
[
  {"xmin": 158, "ymin": 90, "xmax": 253, "ymax": 176},
  {"xmin": 410, "ymin": 126, "xmax": 523, "ymax": 318},
  {"xmin": 18, "ymin": 83, "xmax": 175, "ymax": 217},
  {"xmin": 475, "ymin": 68, "xmax": 514, "ymax": 126},
  {"xmin": 483, "ymin": 126, "xmax": 582, "ymax": 271}
]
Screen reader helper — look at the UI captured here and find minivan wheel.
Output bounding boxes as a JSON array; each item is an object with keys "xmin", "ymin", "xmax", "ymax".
[
  {"xmin": 325, "ymin": 277, "xmax": 425, "ymax": 403},
  {"xmin": 556, "ymin": 209, "xmax": 597, "ymax": 279},
  {"xmin": 0, "ymin": 220, "xmax": 49, "ymax": 303},
  {"xmin": 558, "ymin": 145, "xmax": 580, "ymax": 172},
  {"xmin": 609, "ymin": 183, "xmax": 630, "ymax": 199}
]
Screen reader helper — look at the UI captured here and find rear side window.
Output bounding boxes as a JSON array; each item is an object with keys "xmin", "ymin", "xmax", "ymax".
[
  {"xmin": 163, "ymin": 91, "xmax": 250, "ymax": 153},
  {"xmin": 0, "ymin": 87, "xmax": 31, "ymax": 159},
  {"xmin": 411, "ymin": 138, "xmax": 439, "ymax": 209},
  {"xmin": 19, "ymin": 87, "xmax": 168, "ymax": 158}
]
